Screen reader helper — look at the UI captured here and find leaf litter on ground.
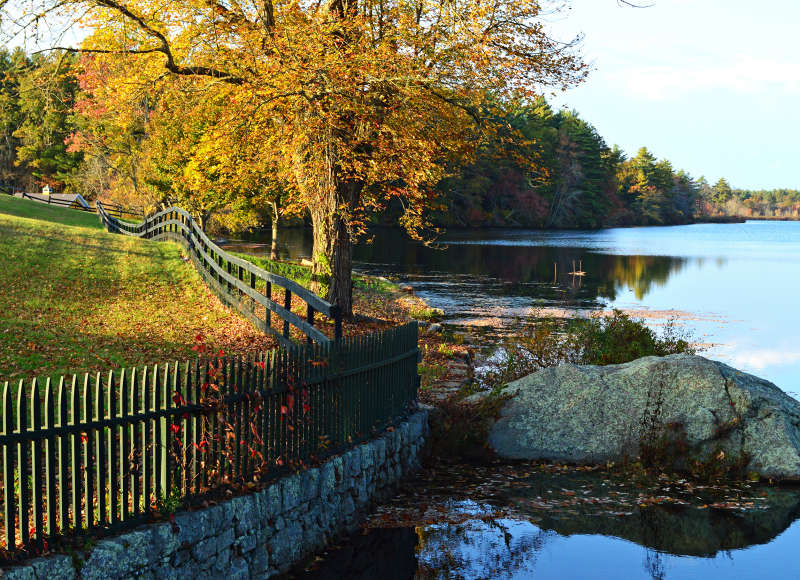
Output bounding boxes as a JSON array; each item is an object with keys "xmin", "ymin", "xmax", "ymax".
[{"xmin": 364, "ymin": 461, "xmax": 781, "ymax": 530}]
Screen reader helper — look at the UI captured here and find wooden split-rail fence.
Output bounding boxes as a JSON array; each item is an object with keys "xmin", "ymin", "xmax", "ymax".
[
  {"xmin": 96, "ymin": 202, "xmax": 341, "ymax": 349},
  {"xmin": 0, "ymin": 204, "xmax": 420, "ymax": 560},
  {"xmin": 17, "ymin": 193, "xmax": 144, "ymax": 220}
]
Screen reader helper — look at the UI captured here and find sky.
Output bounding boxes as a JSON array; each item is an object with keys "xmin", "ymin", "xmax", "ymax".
[
  {"xmin": 4, "ymin": 0, "xmax": 796, "ymax": 189},
  {"xmin": 546, "ymin": 0, "xmax": 800, "ymax": 190}
]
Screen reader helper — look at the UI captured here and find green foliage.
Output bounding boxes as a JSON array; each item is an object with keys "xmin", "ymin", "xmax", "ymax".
[
  {"xmin": 611, "ymin": 147, "xmax": 697, "ymax": 226},
  {"xmin": 352, "ymin": 275, "xmax": 397, "ymax": 295},
  {"xmin": 548, "ymin": 110, "xmax": 614, "ymax": 228},
  {"xmin": 481, "ymin": 310, "xmax": 696, "ymax": 390},
  {"xmin": 156, "ymin": 485, "xmax": 183, "ymax": 516},
  {"xmin": 712, "ymin": 177, "xmax": 733, "ymax": 204},
  {"xmin": 0, "ymin": 49, "xmax": 82, "ymax": 191},
  {"xmin": 699, "ymin": 184, "xmax": 800, "ymax": 219},
  {"xmin": 409, "ymin": 304, "xmax": 444, "ymax": 321},
  {"xmin": 428, "ymin": 98, "xmax": 699, "ymax": 230},
  {"xmin": 570, "ymin": 310, "xmax": 695, "ymax": 366},
  {"xmin": 418, "ymin": 362, "xmax": 448, "ymax": 391}
]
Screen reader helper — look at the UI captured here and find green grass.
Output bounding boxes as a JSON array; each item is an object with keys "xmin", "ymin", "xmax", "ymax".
[
  {"xmin": 0, "ymin": 195, "xmax": 274, "ymax": 384},
  {"xmin": 232, "ymin": 252, "xmax": 316, "ymax": 289},
  {"xmin": 418, "ymin": 362, "xmax": 448, "ymax": 391},
  {"xmin": 233, "ymin": 252, "xmax": 398, "ymax": 296},
  {"xmin": 2, "ymin": 195, "xmax": 103, "ymax": 229}
]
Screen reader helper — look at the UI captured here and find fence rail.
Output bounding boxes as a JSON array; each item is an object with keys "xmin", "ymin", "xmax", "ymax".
[
  {"xmin": 0, "ymin": 323, "xmax": 420, "ymax": 557},
  {"xmin": 0, "ymin": 197, "xmax": 419, "ymax": 560},
  {"xmin": 17, "ymin": 192, "xmax": 144, "ymax": 220},
  {"xmin": 97, "ymin": 203, "xmax": 341, "ymax": 348}
]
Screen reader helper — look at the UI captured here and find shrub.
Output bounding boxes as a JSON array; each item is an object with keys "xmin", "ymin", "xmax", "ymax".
[
  {"xmin": 479, "ymin": 309, "xmax": 697, "ymax": 390},
  {"xmin": 570, "ymin": 310, "xmax": 695, "ymax": 366}
]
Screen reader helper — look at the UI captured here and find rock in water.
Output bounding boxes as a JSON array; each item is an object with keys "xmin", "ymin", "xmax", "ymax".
[{"xmin": 488, "ymin": 354, "xmax": 800, "ymax": 480}]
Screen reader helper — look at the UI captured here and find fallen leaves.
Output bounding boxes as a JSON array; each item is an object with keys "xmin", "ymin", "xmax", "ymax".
[
  {"xmin": 0, "ymin": 207, "xmax": 279, "ymax": 383},
  {"xmin": 361, "ymin": 460, "xmax": 779, "ymax": 533}
]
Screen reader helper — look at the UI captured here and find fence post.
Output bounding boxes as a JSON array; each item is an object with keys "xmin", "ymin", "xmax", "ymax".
[
  {"xmin": 283, "ymin": 289, "xmax": 291, "ymax": 338},
  {"xmin": 332, "ymin": 305, "xmax": 342, "ymax": 342},
  {"xmin": 2, "ymin": 381, "xmax": 15, "ymax": 550},
  {"xmin": 17, "ymin": 381, "xmax": 30, "ymax": 547},
  {"xmin": 306, "ymin": 305, "xmax": 314, "ymax": 346}
]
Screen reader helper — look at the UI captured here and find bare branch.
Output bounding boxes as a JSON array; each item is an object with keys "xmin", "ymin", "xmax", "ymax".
[
  {"xmin": 35, "ymin": 46, "xmax": 163, "ymax": 55},
  {"xmin": 617, "ymin": 0, "xmax": 655, "ymax": 7}
]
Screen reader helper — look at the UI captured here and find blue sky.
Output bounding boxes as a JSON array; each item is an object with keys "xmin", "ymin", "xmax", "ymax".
[
  {"xmin": 547, "ymin": 0, "xmax": 800, "ymax": 190},
  {"xmin": 6, "ymin": 1, "xmax": 795, "ymax": 189}
]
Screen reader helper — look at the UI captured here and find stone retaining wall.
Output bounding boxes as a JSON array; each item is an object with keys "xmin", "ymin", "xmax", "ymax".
[{"xmin": 3, "ymin": 410, "xmax": 428, "ymax": 580}]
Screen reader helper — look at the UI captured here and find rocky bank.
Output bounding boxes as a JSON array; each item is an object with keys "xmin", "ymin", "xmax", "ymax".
[{"xmin": 487, "ymin": 354, "xmax": 800, "ymax": 480}]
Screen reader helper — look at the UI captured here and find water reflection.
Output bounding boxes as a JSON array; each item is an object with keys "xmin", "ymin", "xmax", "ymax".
[
  {"xmin": 230, "ymin": 228, "xmax": 692, "ymax": 309},
  {"xmin": 295, "ymin": 487, "xmax": 800, "ymax": 579},
  {"xmin": 231, "ymin": 222, "xmax": 800, "ymax": 395},
  {"xmin": 291, "ymin": 527, "xmax": 418, "ymax": 580}
]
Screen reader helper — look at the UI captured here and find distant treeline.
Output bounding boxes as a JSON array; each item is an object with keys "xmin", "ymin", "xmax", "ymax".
[
  {"xmin": 0, "ymin": 48, "xmax": 795, "ymax": 229},
  {"xmin": 696, "ymin": 178, "xmax": 800, "ymax": 219},
  {"xmin": 427, "ymin": 98, "xmax": 699, "ymax": 229}
]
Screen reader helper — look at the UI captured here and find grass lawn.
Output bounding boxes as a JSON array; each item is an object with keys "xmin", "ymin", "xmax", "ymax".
[{"xmin": 0, "ymin": 195, "xmax": 276, "ymax": 384}]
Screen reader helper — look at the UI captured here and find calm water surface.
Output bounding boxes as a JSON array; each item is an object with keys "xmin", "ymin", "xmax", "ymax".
[
  {"xmin": 232, "ymin": 221, "xmax": 800, "ymax": 579},
  {"xmin": 233, "ymin": 220, "xmax": 800, "ymax": 398},
  {"xmin": 291, "ymin": 468, "xmax": 800, "ymax": 580}
]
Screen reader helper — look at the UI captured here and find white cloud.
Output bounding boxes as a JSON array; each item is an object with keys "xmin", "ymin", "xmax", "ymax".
[
  {"xmin": 718, "ymin": 348, "xmax": 800, "ymax": 371},
  {"xmin": 608, "ymin": 57, "xmax": 800, "ymax": 101}
]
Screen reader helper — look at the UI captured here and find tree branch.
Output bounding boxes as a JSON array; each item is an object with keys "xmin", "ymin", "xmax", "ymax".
[
  {"xmin": 36, "ymin": 46, "xmax": 163, "ymax": 55},
  {"xmin": 89, "ymin": 0, "xmax": 244, "ymax": 84}
]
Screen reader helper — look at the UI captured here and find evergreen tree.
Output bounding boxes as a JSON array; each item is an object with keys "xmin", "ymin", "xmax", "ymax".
[
  {"xmin": 13, "ymin": 51, "xmax": 82, "ymax": 190},
  {"xmin": 712, "ymin": 177, "xmax": 733, "ymax": 204}
]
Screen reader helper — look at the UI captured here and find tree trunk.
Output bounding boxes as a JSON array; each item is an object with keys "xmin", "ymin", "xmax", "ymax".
[
  {"xmin": 309, "ymin": 196, "xmax": 354, "ymax": 317},
  {"xmin": 270, "ymin": 200, "xmax": 280, "ymax": 261},
  {"xmin": 294, "ymin": 139, "xmax": 361, "ymax": 318}
]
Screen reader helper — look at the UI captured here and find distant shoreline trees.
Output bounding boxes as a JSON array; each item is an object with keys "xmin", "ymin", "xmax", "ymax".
[{"xmin": 2, "ymin": 46, "xmax": 796, "ymax": 233}]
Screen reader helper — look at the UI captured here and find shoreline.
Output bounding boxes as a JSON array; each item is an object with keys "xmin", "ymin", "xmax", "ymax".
[{"xmin": 224, "ymin": 215, "xmax": 800, "ymax": 242}]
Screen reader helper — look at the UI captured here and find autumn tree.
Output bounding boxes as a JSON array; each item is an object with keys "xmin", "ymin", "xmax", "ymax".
[
  {"xmin": 0, "ymin": 48, "xmax": 82, "ymax": 191},
  {"xmin": 66, "ymin": 53, "xmax": 151, "ymax": 202},
  {"xmin": 4, "ymin": 0, "xmax": 586, "ymax": 316}
]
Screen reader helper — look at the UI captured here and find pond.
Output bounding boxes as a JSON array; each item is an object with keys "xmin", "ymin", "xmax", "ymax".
[
  {"xmin": 229, "ymin": 221, "xmax": 800, "ymax": 578},
  {"xmin": 289, "ymin": 464, "xmax": 800, "ymax": 579},
  {"xmin": 230, "ymin": 220, "xmax": 800, "ymax": 398}
]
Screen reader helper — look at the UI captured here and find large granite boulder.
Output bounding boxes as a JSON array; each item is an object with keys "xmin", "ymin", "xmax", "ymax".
[{"xmin": 487, "ymin": 354, "xmax": 800, "ymax": 480}]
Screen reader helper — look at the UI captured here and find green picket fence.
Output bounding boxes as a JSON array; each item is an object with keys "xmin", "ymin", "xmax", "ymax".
[
  {"xmin": 0, "ymin": 322, "xmax": 419, "ymax": 556},
  {"xmin": 96, "ymin": 202, "xmax": 342, "ymax": 348}
]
